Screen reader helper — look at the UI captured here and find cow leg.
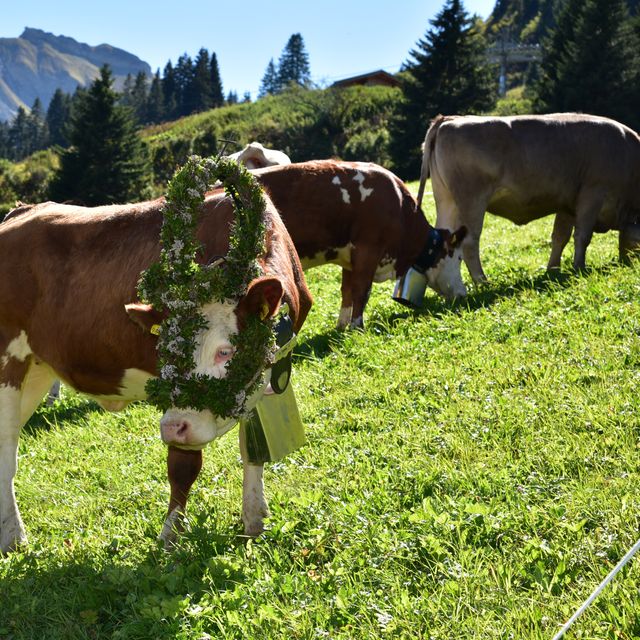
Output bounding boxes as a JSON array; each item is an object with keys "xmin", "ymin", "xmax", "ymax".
[
  {"xmin": 160, "ymin": 446, "xmax": 203, "ymax": 549},
  {"xmin": 573, "ymin": 191, "xmax": 604, "ymax": 270},
  {"xmin": 337, "ymin": 268, "xmax": 354, "ymax": 330},
  {"xmin": 434, "ymin": 182, "xmax": 487, "ymax": 283},
  {"xmin": 1, "ymin": 356, "xmax": 56, "ymax": 553},
  {"xmin": 548, "ymin": 213, "xmax": 574, "ymax": 270},
  {"xmin": 238, "ymin": 422, "xmax": 267, "ymax": 536},
  {"xmin": 348, "ymin": 246, "xmax": 383, "ymax": 330}
]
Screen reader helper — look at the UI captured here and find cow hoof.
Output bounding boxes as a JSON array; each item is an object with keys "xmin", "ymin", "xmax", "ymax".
[
  {"xmin": 243, "ymin": 520, "xmax": 265, "ymax": 537},
  {"xmin": 159, "ymin": 508, "xmax": 183, "ymax": 550},
  {"xmin": 1, "ymin": 529, "xmax": 28, "ymax": 554}
]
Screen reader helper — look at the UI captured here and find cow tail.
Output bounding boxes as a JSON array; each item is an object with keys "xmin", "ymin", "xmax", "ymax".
[{"xmin": 416, "ymin": 115, "xmax": 447, "ymax": 208}]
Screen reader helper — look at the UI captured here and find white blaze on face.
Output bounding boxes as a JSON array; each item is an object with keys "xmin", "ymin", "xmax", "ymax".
[
  {"xmin": 426, "ymin": 247, "xmax": 467, "ymax": 300},
  {"xmin": 160, "ymin": 300, "xmax": 268, "ymax": 447},
  {"xmin": 352, "ymin": 171, "xmax": 373, "ymax": 202},
  {"xmin": 332, "ymin": 176, "xmax": 351, "ymax": 204}
]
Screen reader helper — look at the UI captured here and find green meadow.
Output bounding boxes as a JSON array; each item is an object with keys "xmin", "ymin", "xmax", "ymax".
[{"xmin": 2, "ymin": 183, "xmax": 640, "ymax": 639}]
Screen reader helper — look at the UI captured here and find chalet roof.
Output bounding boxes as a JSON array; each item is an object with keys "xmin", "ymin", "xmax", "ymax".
[{"xmin": 331, "ymin": 69, "xmax": 401, "ymax": 89}]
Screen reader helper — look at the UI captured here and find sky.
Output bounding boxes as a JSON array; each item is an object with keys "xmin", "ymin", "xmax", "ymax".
[{"xmin": 2, "ymin": 0, "xmax": 496, "ymax": 100}]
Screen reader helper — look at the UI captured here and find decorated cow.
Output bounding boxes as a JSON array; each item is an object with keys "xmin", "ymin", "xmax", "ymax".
[{"xmin": 0, "ymin": 157, "xmax": 312, "ymax": 553}]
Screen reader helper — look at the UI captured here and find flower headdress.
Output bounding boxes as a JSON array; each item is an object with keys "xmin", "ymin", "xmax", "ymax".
[{"xmin": 138, "ymin": 155, "xmax": 275, "ymax": 418}]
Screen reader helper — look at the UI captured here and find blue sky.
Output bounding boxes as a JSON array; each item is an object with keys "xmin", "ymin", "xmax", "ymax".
[{"xmin": 3, "ymin": 0, "xmax": 496, "ymax": 100}]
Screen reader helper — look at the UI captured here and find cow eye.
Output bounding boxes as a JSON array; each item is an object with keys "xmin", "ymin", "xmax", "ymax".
[{"xmin": 215, "ymin": 346, "xmax": 235, "ymax": 363}]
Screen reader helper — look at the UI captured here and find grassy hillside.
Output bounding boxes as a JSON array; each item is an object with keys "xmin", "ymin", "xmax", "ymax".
[{"xmin": 2, "ymin": 184, "xmax": 639, "ymax": 639}]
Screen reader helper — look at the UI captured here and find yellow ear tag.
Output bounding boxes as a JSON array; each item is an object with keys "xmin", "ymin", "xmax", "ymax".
[
  {"xmin": 260, "ymin": 303, "xmax": 270, "ymax": 321},
  {"xmin": 150, "ymin": 324, "xmax": 161, "ymax": 336}
]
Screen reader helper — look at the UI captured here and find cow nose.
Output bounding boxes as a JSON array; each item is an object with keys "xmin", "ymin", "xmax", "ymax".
[{"xmin": 160, "ymin": 419, "xmax": 191, "ymax": 444}]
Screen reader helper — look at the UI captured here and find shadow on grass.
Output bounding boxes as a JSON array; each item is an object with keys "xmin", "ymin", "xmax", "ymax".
[
  {"xmin": 294, "ymin": 327, "xmax": 347, "ymax": 361},
  {"xmin": 21, "ymin": 396, "xmax": 102, "ymax": 437},
  {"xmin": 1, "ymin": 523, "xmax": 251, "ymax": 639},
  {"xmin": 361, "ymin": 264, "xmax": 617, "ymax": 332}
]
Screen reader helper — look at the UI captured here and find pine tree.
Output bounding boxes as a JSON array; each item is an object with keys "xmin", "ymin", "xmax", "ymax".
[
  {"xmin": 534, "ymin": 0, "xmax": 640, "ymax": 129},
  {"xmin": 226, "ymin": 90, "xmax": 238, "ymax": 105},
  {"xmin": 210, "ymin": 53, "xmax": 224, "ymax": 107},
  {"xmin": 130, "ymin": 72, "xmax": 149, "ymax": 123},
  {"xmin": 390, "ymin": 0, "xmax": 496, "ymax": 178},
  {"xmin": 26, "ymin": 98, "xmax": 49, "ymax": 154},
  {"xmin": 46, "ymin": 88, "xmax": 72, "ymax": 147},
  {"xmin": 8, "ymin": 107, "xmax": 30, "ymax": 160},
  {"xmin": 190, "ymin": 48, "xmax": 213, "ymax": 112},
  {"xmin": 146, "ymin": 71, "xmax": 165, "ymax": 124},
  {"xmin": 276, "ymin": 34, "xmax": 311, "ymax": 89},
  {"xmin": 259, "ymin": 58, "xmax": 279, "ymax": 97},
  {"xmin": 175, "ymin": 54, "xmax": 195, "ymax": 116},
  {"xmin": 49, "ymin": 65, "xmax": 150, "ymax": 205},
  {"xmin": 162, "ymin": 61, "xmax": 178, "ymax": 119}
]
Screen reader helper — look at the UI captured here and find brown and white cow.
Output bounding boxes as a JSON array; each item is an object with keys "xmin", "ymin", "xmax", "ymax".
[
  {"xmin": 226, "ymin": 141, "xmax": 291, "ymax": 169},
  {"xmin": 417, "ymin": 113, "xmax": 640, "ymax": 292},
  {"xmin": 0, "ymin": 193, "xmax": 312, "ymax": 553},
  {"xmin": 245, "ymin": 160, "xmax": 466, "ymax": 329}
]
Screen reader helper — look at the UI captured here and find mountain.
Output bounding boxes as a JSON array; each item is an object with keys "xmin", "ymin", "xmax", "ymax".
[{"xmin": 0, "ymin": 27, "xmax": 150, "ymax": 121}]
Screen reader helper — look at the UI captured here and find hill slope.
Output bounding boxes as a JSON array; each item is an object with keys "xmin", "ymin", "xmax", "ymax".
[{"xmin": 0, "ymin": 27, "xmax": 150, "ymax": 121}]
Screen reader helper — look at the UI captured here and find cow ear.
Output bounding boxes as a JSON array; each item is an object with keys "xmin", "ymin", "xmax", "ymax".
[
  {"xmin": 241, "ymin": 277, "xmax": 283, "ymax": 320},
  {"xmin": 444, "ymin": 225, "xmax": 467, "ymax": 249},
  {"xmin": 125, "ymin": 303, "xmax": 165, "ymax": 334}
]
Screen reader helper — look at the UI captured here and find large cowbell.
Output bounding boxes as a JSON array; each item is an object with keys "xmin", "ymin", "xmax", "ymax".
[
  {"xmin": 239, "ymin": 306, "xmax": 305, "ymax": 464},
  {"xmin": 392, "ymin": 228, "xmax": 445, "ymax": 308}
]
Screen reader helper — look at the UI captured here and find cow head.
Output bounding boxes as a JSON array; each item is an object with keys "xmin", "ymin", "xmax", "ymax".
[
  {"xmin": 425, "ymin": 227, "xmax": 468, "ymax": 301},
  {"xmin": 227, "ymin": 142, "xmax": 292, "ymax": 170},
  {"xmin": 126, "ymin": 277, "xmax": 283, "ymax": 449}
]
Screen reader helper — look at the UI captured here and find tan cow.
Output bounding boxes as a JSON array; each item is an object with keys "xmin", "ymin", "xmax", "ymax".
[
  {"xmin": 417, "ymin": 113, "xmax": 640, "ymax": 291},
  {"xmin": 0, "ymin": 193, "xmax": 312, "ymax": 553}
]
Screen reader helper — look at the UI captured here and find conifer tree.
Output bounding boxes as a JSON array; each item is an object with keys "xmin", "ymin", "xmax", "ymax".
[
  {"xmin": 162, "ymin": 61, "xmax": 178, "ymax": 120},
  {"xmin": 146, "ymin": 71, "xmax": 165, "ymax": 124},
  {"xmin": 26, "ymin": 98, "xmax": 48, "ymax": 154},
  {"xmin": 390, "ymin": 0, "xmax": 496, "ymax": 177},
  {"xmin": 534, "ymin": 0, "xmax": 640, "ymax": 129},
  {"xmin": 46, "ymin": 88, "xmax": 72, "ymax": 147},
  {"xmin": 210, "ymin": 53, "xmax": 224, "ymax": 107},
  {"xmin": 259, "ymin": 58, "xmax": 279, "ymax": 97},
  {"xmin": 130, "ymin": 72, "xmax": 149, "ymax": 123},
  {"xmin": 175, "ymin": 54, "xmax": 195, "ymax": 116},
  {"xmin": 49, "ymin": 65, "xmax": 150, "ymax": 205},
  {"xmin": 190, "ymin": 48, "xmax": 213, "ymax": 112},
  {"xmin": 276, "ymin": 34, "xmax": 311, "ymax": 89}
]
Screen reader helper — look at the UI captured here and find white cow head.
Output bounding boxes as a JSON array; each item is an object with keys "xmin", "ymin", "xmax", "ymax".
[
  {"xmin": 227, "ymin": 142, "xmax": 291, "ymax": 170},
  {"xmin": 126, "ymin": 277, "xmax": 283, "ymax": 449}
]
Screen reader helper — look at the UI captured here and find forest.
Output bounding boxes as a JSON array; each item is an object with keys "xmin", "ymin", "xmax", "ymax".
[{"xmin": 1, "ymin": 0, "xmax": 640, "ymax": 212}]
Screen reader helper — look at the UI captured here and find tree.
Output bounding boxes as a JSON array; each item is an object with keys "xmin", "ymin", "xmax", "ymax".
[
  {"xmin": 146, "ymin": 70, "xmax": 165, "ymax": 124},
  {"xmin": 390, "ymin": 0, "xmax": 496, "ymax": 177},
  {"xmin": 534, "ymin": 0, "xmax": 640, "ymax": 130},
  {"xmin": 174, "ymin": 54, "xmax": 195, "ymax": 117},
  {"xmin": 276, "ymin": 34, "xmax": 311, "ymax": 90},
  {"xmin": 26, "ymin": 98, "xmax": 49, "ymax": 154},
  {"xmin": 46, "ymin": 88, "xmax": 72, "ymax": 147},
  {"xmin": 210, "ymin": 53, "xmax": 224, "ymax": 107},
  {"xmin": 190, "ymin": 48, "xmax": 213, "ymax": 113},
  {"xmin": 162, "ymin": 61, "xmax": 178, "ymax": 120},
  {"xmin": 49, "ymin": 65, "xmax": 150, "ymax": 205},
  {"xmin": 130, "ymin": 72, "xmax": 149, "ymax": 123},
  {"xmin": 259, "ymin": 59, "xmax": 280, "ymax": 97}
]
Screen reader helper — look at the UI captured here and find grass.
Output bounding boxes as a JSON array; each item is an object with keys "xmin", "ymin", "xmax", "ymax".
[{"xmin": 2, "ymin": 184, "xmax": 640, "ymax": 639}]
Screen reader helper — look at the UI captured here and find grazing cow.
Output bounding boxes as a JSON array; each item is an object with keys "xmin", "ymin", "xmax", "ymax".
[
  {"xmin": 417, "ymin": 113, "xmax": 640, "ymax": 291},
  {"xmin": 246, "ymin": 160, "xmax": 467, "ymax": 329},
  {"xmin": 0, "ymin": 194, "xmax": 312, "ymax": 553},
  {"xmin": 226, "ymin": 142, "xmax": 291, "ymax": 169}
]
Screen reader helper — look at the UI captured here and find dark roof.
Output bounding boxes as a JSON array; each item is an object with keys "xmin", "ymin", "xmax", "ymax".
[{"xmin": 331, "ymin": 69, "xmax": 400, "ymax": 89}]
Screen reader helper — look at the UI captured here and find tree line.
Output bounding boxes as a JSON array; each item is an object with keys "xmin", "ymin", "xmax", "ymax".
[{"xmin": 0, "ymin": 33, "xmax": 311, "ymax": 163}]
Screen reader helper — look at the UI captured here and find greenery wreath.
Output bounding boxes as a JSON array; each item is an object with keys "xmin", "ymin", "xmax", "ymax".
[{"xmin": 137, "ymin": 155, "xmax": 276, "ymax": 419}]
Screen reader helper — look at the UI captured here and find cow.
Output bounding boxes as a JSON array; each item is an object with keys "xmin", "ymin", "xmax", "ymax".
[
  {"xmin": 0, "ymin": 192, "xmax": 312, "ymax": 553},
  {"xmin": 417, "ymin": 113, "xmax": 640, "ymax": 292},
  {"xmin": 244, "ymin": 160, "xmax": 467, "ymax": 329},
  {"xmin": 226, "ymin": 141, "xmax": 291, "ymax": 169}
]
